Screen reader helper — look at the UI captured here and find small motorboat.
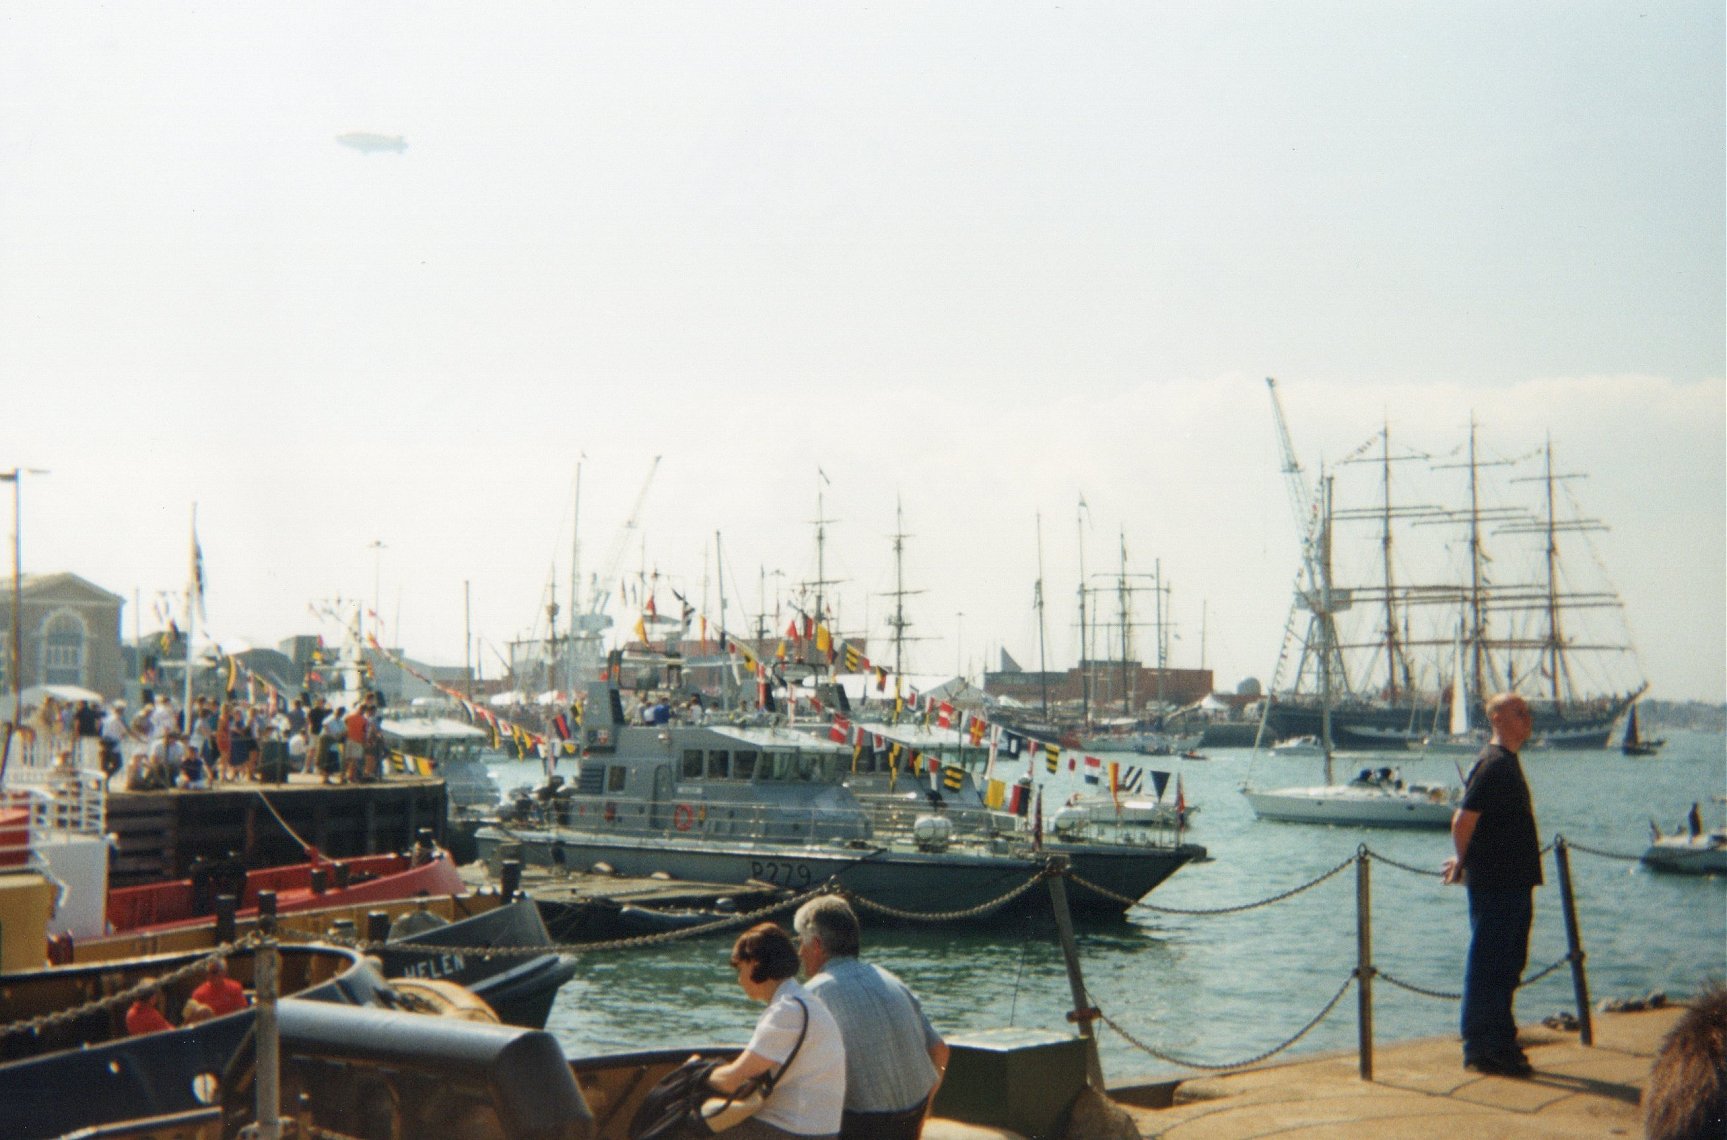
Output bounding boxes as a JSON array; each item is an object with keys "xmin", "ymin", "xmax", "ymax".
[{"xmin": 1642, "ymin": 803, "xmax": 1727, "ymax": 875}]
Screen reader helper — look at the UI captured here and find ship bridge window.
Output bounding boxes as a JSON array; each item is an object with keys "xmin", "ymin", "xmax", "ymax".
[
  {"xmin": 682, "ymin": 750, "xmax": 704, "ymax": 780},
  {"xmin": 761, "ymin": 750, "xmax": 791, "ymax": 781},
  {"xmin": 607, "ymin": 766, "xmax": 628, "ymax": 793},
  {"xmin": 733, "ymin": 750, "xmax": 758, "ymax": 781},
  {"xmin": 707, "ymin": 750, "xmax": 730, "ymax": 779}
]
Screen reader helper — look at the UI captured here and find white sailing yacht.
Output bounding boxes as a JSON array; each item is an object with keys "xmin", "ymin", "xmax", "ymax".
[{"xmin": 1242, "ymin": 476, "xmax": 1461, "ymax": 829}]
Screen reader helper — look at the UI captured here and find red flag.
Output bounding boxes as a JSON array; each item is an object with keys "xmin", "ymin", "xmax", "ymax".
[
  {"xmin": 786, "ymin": 618, "xmax": 799, "ymax": 640},
  {"xmin": 936, "ymin": 701, "xmax": 954, "ymax": 729},
  {"xmin": 1176, "ymin": 774, "xmax": 1186, "ymax": 815},
  {"xmin": 829, "ymin": 715, "xmax": 850, "ymax": 743}
]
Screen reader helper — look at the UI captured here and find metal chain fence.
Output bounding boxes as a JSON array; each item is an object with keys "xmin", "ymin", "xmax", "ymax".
[{"xmin": 1097, "ymin": 974, "xmax": 1358, "ymax": 1072}]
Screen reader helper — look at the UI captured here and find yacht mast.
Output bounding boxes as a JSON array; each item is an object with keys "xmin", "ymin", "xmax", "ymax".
[
  {"xmin": 1035, "ymin": 512, "xmax": 1049, "ymax": 718},
  {"xmin": 883, "ymin": 498, "xmax": 923, "ymax": 676},
  {"xmin": 1117, "ymin": 530, "xmax": 1131, "ymax": 717},
  {"xmin": 1076, "ymin": 495, "xmax": 1090, "ymax": 723}
]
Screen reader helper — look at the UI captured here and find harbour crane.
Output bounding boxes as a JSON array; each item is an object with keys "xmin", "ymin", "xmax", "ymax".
[
  {"xmin": 586, "ymin": 455, "xmax": 661, "ymax": 619},
  {"xmin": 1263, "ymin": 378, "xmax": 1351, "ymax": 736}
]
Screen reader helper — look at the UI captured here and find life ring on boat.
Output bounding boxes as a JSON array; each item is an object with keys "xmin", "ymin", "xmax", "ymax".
[
  {"xmin": 673, "ymin": 803, "xmax": 696, "ymax": 832},
  {"xmin": 604, "ymin": 801, "xmax": 617, "ymax": 822}
]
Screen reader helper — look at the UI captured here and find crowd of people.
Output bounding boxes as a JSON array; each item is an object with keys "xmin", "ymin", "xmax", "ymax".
[{"xmin": 10, "ymin": 691, "xmax": 393, "ymax": 791}]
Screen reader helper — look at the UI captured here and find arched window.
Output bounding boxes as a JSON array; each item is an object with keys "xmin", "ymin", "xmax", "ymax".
[{"xmin": 41, "ymin": 612, "xmax": 87, "ymax": 686}]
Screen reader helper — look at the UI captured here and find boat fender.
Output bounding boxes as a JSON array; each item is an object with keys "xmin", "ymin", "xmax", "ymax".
[{"xmin": 673, "ymin": 803, "xmax": 696, "ymax": 832}]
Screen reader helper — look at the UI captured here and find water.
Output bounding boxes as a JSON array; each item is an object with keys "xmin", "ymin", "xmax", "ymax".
[{"xmin": 489, "ymin": 731, "xmax": 1725, "ymax": 1080}]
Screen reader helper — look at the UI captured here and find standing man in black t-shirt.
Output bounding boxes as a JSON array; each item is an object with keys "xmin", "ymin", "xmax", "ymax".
[{"xmin": 1442, "ymin": 691, "xmax": 1543, "ymax": 1077}]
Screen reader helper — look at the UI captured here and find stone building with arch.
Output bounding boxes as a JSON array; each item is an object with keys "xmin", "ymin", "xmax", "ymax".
[{"xmin": 0, "ymin": 573, "xmax": 126, "ymax": 698}]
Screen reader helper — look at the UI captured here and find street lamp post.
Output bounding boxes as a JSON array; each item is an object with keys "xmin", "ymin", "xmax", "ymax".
[{"xmin": 2, "ymin": 467, "xmax": 49, "ymax": 783}]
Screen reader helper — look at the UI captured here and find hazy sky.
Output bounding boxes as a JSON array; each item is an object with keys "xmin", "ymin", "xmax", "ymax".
[{"xmin": 1, "ymin": 3, "xmax": 1721, "ymax": 703}]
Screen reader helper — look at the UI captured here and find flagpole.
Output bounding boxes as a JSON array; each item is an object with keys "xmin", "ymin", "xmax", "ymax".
[{"xmin": 182, "ymin": 504, "xmax": 198, "ymax": 734}]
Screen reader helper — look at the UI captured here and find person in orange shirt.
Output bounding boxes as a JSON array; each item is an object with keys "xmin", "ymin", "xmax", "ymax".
[
  {"xmin": 182, "ymin": 957, "xmax": 248, "ymax": 1024},
  {"xmin": 125, "ymin": 979, "xmax": 173, "ymax": 1035}
]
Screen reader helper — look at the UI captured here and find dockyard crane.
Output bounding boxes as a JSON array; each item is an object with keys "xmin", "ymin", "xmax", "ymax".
[
  {"xmin": 1263, "ymin": 378, "xmax": 1351, "ymax": 733},
  {"xmin": 587, "ymin": 455, "xmax": 661, "ymax": 618},
  {"xmin": 1266, "ymin": 377, "xmax": 1319, "ymax": 574}
]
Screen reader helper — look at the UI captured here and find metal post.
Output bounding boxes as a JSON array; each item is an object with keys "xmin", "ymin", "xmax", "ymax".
[
  {"xmin": 256, "ymin": 889, "xmax": 277, "ymax": 936},
  {"xmin": 366, "ymin": 910, "xmax": 391, "ymax": 943},
  {"xmin": 1043, "ymin": 856, "xmax": 1105, "ymax": 1090},
  {"xmin": 215, "ymin": 894, "xmax": 237, "ymax": 944},
  {"xmin": 1355, "ymin": 846, "xmax": 1374, "ymax": 1081},
  {"xmin": 255, "ymin": 938, "xmax": 282, "ymax": 1140},
  {"xmin": 500, "ymin": 858, "xmax": 523, "ymax": 900},
  {"xmin": 1554, "ymin": 838, "xmax": 1594, "ymax": 1046}
]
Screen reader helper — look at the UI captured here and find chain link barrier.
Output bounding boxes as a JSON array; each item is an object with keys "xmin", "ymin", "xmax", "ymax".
[
  {"xmin": 1360, "ymin": 847, "xmax": 1443, "ymax": 877},
  {"xmin": 1559, "ymin": 837, "xmax": 1644, "ymax": 863},
  {"xmin": 288, "ymin": 864, "xmax": 1056, "ymax": 959},
  {"xmin": 845, "ymin": 865, "xmax": 1059, "ymax": 923},
  {"xmin": 0, "ymin": 936, "xmax": 256, "ymax": 1039},
  {"xmin": 1097, "ymin": 974, "xmax": 1357, "ymax": 1072},
  {"xmin": 1073, "ymin": 853, "xmax": 1355, "ymax": 915}
]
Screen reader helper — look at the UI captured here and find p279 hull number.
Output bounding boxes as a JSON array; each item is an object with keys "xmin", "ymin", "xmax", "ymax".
[{"xmin": 748, "ymin": 860, "xmax": 815, "ymax": 887}]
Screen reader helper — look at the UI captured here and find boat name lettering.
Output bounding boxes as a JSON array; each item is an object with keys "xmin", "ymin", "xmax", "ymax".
[
  {"xmin": 748, "ymin": 860, "xmax": 813, "ymax": 887},
  {"xmin": 399, "ymin": 953, "xmax": 465, "ymax": 980}
]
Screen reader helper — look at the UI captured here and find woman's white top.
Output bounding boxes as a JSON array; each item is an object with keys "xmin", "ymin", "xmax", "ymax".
[{"xmin": 742, "ymin": 977, "xmax": 846, "ymax": 1136}]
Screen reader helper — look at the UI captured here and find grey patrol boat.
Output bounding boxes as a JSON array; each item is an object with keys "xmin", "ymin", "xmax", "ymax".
[{"xmin": 474, "ymin": 683, "xmax": 1203, "ymax": 922}]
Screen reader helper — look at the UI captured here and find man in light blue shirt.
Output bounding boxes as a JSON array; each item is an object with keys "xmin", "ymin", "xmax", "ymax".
[{"xmin": 794, "ymin": 897, "xmax": 948, "ymax": 1140}]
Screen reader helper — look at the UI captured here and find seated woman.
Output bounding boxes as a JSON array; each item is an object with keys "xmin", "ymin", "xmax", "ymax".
[{"xmin": 708, "ymin": 923, "xmax": 847, "ymax": 1140}]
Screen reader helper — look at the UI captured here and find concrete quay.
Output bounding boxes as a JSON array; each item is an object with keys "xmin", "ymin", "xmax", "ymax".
[{"xmin": 1105, "ymin": 1004, "xmax": 1684, "ymax": 1138}]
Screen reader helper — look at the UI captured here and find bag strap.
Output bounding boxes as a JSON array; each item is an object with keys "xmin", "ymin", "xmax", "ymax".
[{"xmin": 756, "ymin": 997, "xmax": 810, "ymax": 1097}]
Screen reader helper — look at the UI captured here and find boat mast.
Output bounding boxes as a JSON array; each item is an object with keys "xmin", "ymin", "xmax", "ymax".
[
  {"xmin": 1466, "ymin": 420, "xmax": 1488, "ymax": 705},
  {"xmin": 1035, "ymin": 512, "xmax": 1049, "ymax": 718},
  {"xmin": 568, "ymin": 459, "xmax": 581, "ymax": 694},
  {"xmin": 1318, "ymin": 476, "xmax": 1336, "ymax": 782},
  {"xmin": 886, "ymin": 498, "xmax": 919, "ymax": 676},
  {"xmin": 1076, "ymin": 495, "xmax": 1090, "ymax": 724},
  {"xmin": 1376, "ymin": 425, "xmax": 1404, "ymax": 700},
  {"xmin": 1117, "ymin": 530, "xmax": 1131, "ymax": 718}
]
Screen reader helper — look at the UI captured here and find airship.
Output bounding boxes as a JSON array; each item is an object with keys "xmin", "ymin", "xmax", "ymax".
[{"xmin": 336, "ymin": 132, "xmax": 408, "ymax": 155}]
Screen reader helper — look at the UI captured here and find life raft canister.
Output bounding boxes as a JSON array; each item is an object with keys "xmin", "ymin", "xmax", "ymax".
[{"xmin": 673, "ymin": 803, "xmax": 696, "ymax": 832}]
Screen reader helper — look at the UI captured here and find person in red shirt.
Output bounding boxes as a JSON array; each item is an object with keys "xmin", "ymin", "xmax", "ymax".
[
  {"xmin": 182, "ymin": 957, "xmax": 248, "ymax": 1023},
  {"xmin": 125, "ymin": 979, "xmax": 173, "ymax": 1035}
]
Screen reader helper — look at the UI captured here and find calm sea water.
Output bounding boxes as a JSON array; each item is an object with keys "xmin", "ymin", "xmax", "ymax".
[{"xmin": 489, "ymin": 730, "xmax": 1725, "ymax": 1081}]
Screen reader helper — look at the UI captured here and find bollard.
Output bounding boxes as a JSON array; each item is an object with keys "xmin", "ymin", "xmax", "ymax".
[
  {"xmin": 1554, "ymin": 838, "xmax": 1595, "ymax": 1046},
  {"xmin": 1355, "ymin": 846, "xmax": 1374, "ymax": 1081},
  {"xmin": 1042, "ymin": 856, "xmax": 1105, "ymax": 1090},
  {"xmin": 256, "ymin": 890, "xmax": 278, "ymax": 936},
  {"xmin": 214, "ymin": 894, "xmax": 238, "ymax": 945},
  {"xmin": 366, "ymin": 910, "xmax": 391, "ymax": 944},
  {"xmin": 310, "ymin": 868, "xmax": 327, "ymax": 895},
  {"xmin": 255, "ymin": 937, "xmax": 281, "ymax": 1140},
  {"xmin": 333, "ymin": 861, "xmax": 351, "ymax": 889},
  {"xmin": 500, "ymin": 859, "xmax": 523, "ymax": 901}
]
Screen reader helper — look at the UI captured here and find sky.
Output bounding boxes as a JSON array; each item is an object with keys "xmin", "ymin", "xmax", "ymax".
[{"xmin": 0, "ymin": 2, "xmax": 1721, "ymax": 704}]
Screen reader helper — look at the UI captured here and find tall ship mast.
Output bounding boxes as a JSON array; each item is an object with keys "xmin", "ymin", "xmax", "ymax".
[{"xmin": 1261, "ymin": 405, "xmax": 1644, "ymax": 752}]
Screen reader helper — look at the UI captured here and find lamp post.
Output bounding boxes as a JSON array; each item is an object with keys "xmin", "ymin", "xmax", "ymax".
[
  {"xmin": 955, "ymin": 611, "xmax": 964, "ymax": 683},
  {"xmin": 2, "ymin": 467, "xmax": 49, "ymax": 783},
  {"xmin": 366, "ymin": 540, "xmax": 387, "ymax": 642}
]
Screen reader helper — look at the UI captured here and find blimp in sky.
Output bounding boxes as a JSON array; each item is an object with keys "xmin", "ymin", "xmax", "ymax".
[{"xmin": 336, "ymin": 132, "xmax": 407, "ymax": 155}]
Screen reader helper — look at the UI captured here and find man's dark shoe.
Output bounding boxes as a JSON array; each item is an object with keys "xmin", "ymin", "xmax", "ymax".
[{"xmin": 1464, "ymin": 1053, "xmax": 1533, "ymax": 1077}]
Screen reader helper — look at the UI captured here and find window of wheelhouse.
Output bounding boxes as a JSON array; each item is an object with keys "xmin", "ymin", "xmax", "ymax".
[
  {"xmin": 706, "ymin": 750, "xmax": 730, "ymax": 779},
  {"xmin": 606, "ymin": 766, "xmax": 628, "ymax": 793},
  {"xmin": 681, "ymin": 750, "xmax": 703, "ymax": 780},
  {"xmin": 733, "ymin": 750, "xmax": 758, "ymax": 781}
]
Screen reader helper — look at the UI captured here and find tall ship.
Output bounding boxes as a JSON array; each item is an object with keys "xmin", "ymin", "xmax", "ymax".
[{"xmin": 1257, "ymin": 385, "xmax": 1644, "ymax": 752}]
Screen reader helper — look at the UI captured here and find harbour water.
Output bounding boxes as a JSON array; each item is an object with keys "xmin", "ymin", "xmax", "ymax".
[{"xmin": 488, "ymin": 730, "xmax": 1724, "ymax": 1080}]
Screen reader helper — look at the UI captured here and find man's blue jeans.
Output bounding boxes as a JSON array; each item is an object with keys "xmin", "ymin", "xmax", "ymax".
[{"xmin": 1462, "ymin": 886, "xmax": 1533, "ymax": 1060}]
